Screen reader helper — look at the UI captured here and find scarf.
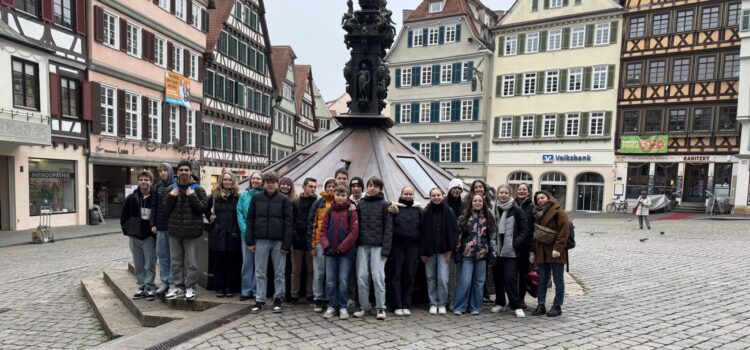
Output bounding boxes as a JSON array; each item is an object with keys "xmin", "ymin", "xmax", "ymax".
[
  {"xmin": 398, "ymin": 198, "xmax": 414, "ymax": 207},
  {"xmin": 219, "ymin": 187, "xmax": 234, "ymax": 200},
  {"xmin": 515, "ymin": 196, "xmax": 530, "ymax": 208},
  {"xmin": 534, "ymin": 202, "xmax": 552, "ymax": 221},
  {"xmin": 495, "ymin": 198, "xmax": 515, "ymax": 235}
]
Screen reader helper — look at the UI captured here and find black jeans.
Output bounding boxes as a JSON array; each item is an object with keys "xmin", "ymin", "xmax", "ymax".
[
  {"xmin": 211, "ymin": 250, "xmax": 242, "ymax": 293},
  {"xmin": 517, "ymin": 251, "xmax": 531, "ymax": 303},
  {"xmin": 389, "ymin": 243, "xmax": 419, "ymax": 309},
  {"xmin": 493, "ymin": 257, "xmax": 522, "ymax": 310}
]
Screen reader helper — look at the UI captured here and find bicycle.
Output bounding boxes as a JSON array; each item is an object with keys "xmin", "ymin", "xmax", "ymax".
[
  {"xmin": 665, "ymin": 190, "xmax": 682, "ymax": 212},
  {"xmin": 606, "ymin": 197, "xmax": 629, "ymax": 213}
]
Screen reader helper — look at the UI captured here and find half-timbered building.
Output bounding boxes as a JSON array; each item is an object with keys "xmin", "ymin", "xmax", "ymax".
[
  {"xmin": 735, "ymin": 0, "xmax": 750, "ymax": 213},
  {"xmin": 269, "ymin": 45, "xmax": 296, "ymax": 162},
  {"xmin": 293, "ymin": 64, "xmax": 316, "ymax": 149}
]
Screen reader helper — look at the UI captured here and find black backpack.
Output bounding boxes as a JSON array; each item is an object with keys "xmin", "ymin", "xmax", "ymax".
[{"xmin": 566, "ymin": 222, "xmax": 576, "ymax": 250}]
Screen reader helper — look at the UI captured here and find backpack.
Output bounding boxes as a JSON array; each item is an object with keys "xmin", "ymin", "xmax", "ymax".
[{"xmin": 566, "ymin": 222, "xmax": 576, "ymax": 250}]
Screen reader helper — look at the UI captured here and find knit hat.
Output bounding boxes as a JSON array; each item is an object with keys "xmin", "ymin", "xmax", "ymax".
[
  {"xmin": 279, "ymin": 177, "xmax": 294, "ymax": 187},
  {"xmin": 448, "ymin": 179, "xmax": 464, "ymax": 192},
  {"xmin": 349, "ymin": 176, "xmax": 364, "ymax": 190},
  {"xmin": 323, "ymin": 178, "xmax": 337, "ymax": 190}
]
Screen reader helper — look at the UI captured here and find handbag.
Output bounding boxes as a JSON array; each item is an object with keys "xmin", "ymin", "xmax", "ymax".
[
  {"xmin": 526, "ymin": 269, "xmax": 539, "ymax": 298},
  {"xmin": 533, "ymin": 223, "xmax": 558, "ymax": 244}
]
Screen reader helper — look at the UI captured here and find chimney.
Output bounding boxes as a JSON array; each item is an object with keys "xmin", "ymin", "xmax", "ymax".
[{"xmin": 403, "ymin": 9, "xmax": 414, "ymax": 20}]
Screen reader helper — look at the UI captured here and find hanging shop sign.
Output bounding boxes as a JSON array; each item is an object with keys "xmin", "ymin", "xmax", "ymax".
[{"xmin": 620, "ymin": 135, "xmax": 668, "ymax": 154}]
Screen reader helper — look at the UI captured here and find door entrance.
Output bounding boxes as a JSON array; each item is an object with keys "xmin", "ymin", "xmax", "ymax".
[
  {"xmin": 683, "ymin": 163, "xmax": 709, "ymax": 203},
  {"xmin": 576, "ymin": 172, "xmax": 605, "ymax": 212},
  {"xmin": 0, "ymin": 156, "xmax": 13, "ymax": 231}
]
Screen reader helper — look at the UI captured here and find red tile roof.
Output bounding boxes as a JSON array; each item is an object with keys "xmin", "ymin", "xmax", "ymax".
[
  {"xmin": 270, "ymin": 46, "xmax": 297, "ymax": 95},
  {"xmin": 294, "ymin": 65, "xmax": 313, "ymax": 113},
  {"xmin": 205, "ymin": 1, "xmax": 236, "ymax": 53},
  {"xmin": 403, "ymin": 0, "xmax": 499, "ymax": 47}
]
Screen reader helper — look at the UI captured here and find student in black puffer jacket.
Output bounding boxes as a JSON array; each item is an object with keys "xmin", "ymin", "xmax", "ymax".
[{"xmin": 386, "ymin": 186, "xmax": 422, "ymax": 317}]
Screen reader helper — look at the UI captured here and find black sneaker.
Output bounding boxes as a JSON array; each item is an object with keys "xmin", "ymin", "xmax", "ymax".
[
  {"xmin": 286, "ymin": 297, "xmax": 298, "ymax": 306},
  {"xmin": 224, "ymin": 290, "xmax": 235, "ymax": 298},
  {"xmin": 239, "ymin": 294, "xmax": 252, "ymax": 301},
  {"xmin": 250, "ymin": 302, "xmax": 265, "ymax": 314},
  {"xmin": 132, "ymin": 289, "xmax": 147, "ymax": 300},
  {"xmin": 273, "ymin": 298, "xmax": 283, "ymax": 313},
  {"xmin": 146, "ymin": 290, "xmax": 156, "ymax": 301},
  {"xmin": 313, "ymin": 301, "xmax": 324, "ymax": 313},
  {"xmin": 215, "ymin": 290, "xmax": 226, "ymax": 298}
]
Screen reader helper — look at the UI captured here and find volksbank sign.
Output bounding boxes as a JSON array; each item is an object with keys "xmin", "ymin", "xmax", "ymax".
[{"xmin": 542, "ymin": 154, "xmax": 592, "ymax": 163}]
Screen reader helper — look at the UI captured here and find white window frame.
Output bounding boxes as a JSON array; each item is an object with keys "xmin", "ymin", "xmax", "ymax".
[
  {"xmin": 440, "ymin": 64, "xmax": 452, "ymax": 84},
  {"xmin": 125, "ymin": 92, "xmax": 141, "ymax": 139},
  {"xmin": 158, "ymin": 0, "xmax": 169, "ymax": 12},
  {"xmin": 594, "ymin": 23, "xmax": 610, "ymax": 46},
  {"xmin": 548, "ymin": 29, "xmax": 562, "ymax": 51},
  {"xmin": 521, "ymin": 115, "xmax": 534, "ymax": 138},
  {"xmin": 172, "ymin": 45, "xmax": 184, "ymax": 74},
  {"xmin": 420, "ymin": 142, "xmax": 431, "ymax": 159},
  {"xmin": 589, "ymin": 112, "xmax": 605, "ymax": 136},
  {"xmin": 154, "ymin": 36, "xmax": 167, "ymax": 67},
  {"xmin": 504, "ymin": 35, "xmax": 517, "ymax": 55},
  {"xmin": 439, "ymin": 143, "xmax": 451, "ymax": 162},
  {"xmin": 526, "ymin": 32, "xmax": 539, "ymax": 53},
  {"xmin": 100, "ymin": 85, "xmax": 116, "ymax": 135},
  {"xmin": 103, "ymin": 11, "xmax": 119, "ymax": 49},
  {"xmin": 568, "ymin": 68, "xmax": 583, "ymax": 92},
  {"xmin": 429, "ymin": 1, "xmax": 443, "ymax": 13},
  {"xmin": 545, "ymin": 70, "xmax": 559, "ymax": 93},
  {"xmin": 126, "ymin": 22, "xmax": 141, "ymax": 58},
  {"xmin": 460, "ymin": 142, "xmax": 472, "ymax": 162},
  {"xmin": 174, "ymin": 0, "xmax": 186, "ymax": 21},
  {"xmin": 571, "ymin": 26, "xmax": 585, "ymax": 48},
  {"xmin": 420, "ymin": 103, "xmax": 431, "ymax": 123},
  {"xmin": 421, "ymin": 66, "xmax": 432, "ymax": 85},
  {"xmin": 460, "ymin": 100, "xmax": 473, "ymax": 121},
  {"xmin": 592, "ymin": 65, "xmax": 608, "ymax": 90},
  {"xmin": 428, "ymin": 28, "xmax": 439, "ymax": 45},
  {"xmin": 499, "ymin": 117, "xmax": 512, "ymax": 139},
  {"xmin": 462, "ymin": 62, "xmax": 471, "ymax": 82},
  {"xmin": 502, "ymin": 75, "xmax": 515, "ymax": 97},
  {"xmin": 169, "ymin": 105, "xmax": 180, "ymax": 144},
  {"xmin": 400, "ymin": 104, "xmax": 412, "ymax": 123},
  {"xmin": 186, "ymin": 109, "xmax": 195, "ymax": 146},
  {"xmin": 565, "ymin": 113, "xmax": 580, "ymax": 137},
  {"xmin": 189, "ymin": 52, "xmax": 199, "ymax": 80},
  {"xmin": 440, "ymin": 101, "xmax": 451, "ymax": 122},
  {"xmin": 543, "ymin": 114, "xmax": 556, "ymax": 137},
  {"xmin": 523, "ymin": 73, "xmax": 537, "ymax": 95},
  {"xmin": 401, "ymin": 67, "xmax": 412, "ymax": 87},
  {"xmin": 445, "ymin": 25, "xmax": 456, "ymax": 43},
  {"xmin": 413, "ymin": 30, "xmax": 424, "ymax": 46},
  {"xmin": 148, "ymin": 99, "xmax": 161, "ymax": 142},
  {"xmin": 550, "ymin": 0, "xmax": 563, "ymax": 8},
  {"xmin": 191, "ymin": 3, "xmax": 202, "ymax": 30}
]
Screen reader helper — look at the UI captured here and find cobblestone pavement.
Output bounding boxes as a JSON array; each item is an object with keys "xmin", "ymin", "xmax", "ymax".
[
  {"xmin": 175, "ymin": 217, "xmax": 750, "ymax": 350},
  {"xmin": 0, "ymin": 233, "xmax": 129, "ymax": 350}
]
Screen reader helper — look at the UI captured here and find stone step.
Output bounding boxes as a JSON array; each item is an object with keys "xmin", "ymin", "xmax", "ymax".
[
  {"xmin": 81, "ymin": 276, "xmax": 146, "ymax": 340},
  {"xmin": 103, "ymin": 269, "xmax": 201, "ymax": 327}
]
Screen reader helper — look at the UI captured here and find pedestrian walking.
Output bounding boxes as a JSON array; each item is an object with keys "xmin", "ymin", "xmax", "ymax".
[
  {"xmin": 514, "ymin": 183, "xmax": 535, "ymax": 308},
  {"xmin": 420, "ymin": 188, "xmax": 458, "ymax": 315},
  {"xmin": 121, "ymin": 170, "xmax": 157, "ymax": 301},
  {"xmin": 387, "ymin": 186, "xmax": 421, "ymax": 317},
  {"xmin": 307, "ymin": 178, "xmax": 337, "ymax": 312},
  {"xmin": 237, "ymin": 171, "xmax": 263, "ymax": 301},
  {"xmin": 290, "ymin": 178, "xmax": 318, "ymax": 305},
  {"xmin": 205, "ymin": 172, "xmax": 242, "ymax": 298},
  {"xmin": 152, "ymin": 163, "xmax": 174, "ymax": 296},
  {"xmin": 320, "ymin": 185, "xmax": 359, "ymax": 320},
  {"xmin": 530, "ymin": 190, "xmax": 570, "ymax": 317},
  {"xmin": 636, "ymin": 191, "xmax": 651, "ymax": 230}
]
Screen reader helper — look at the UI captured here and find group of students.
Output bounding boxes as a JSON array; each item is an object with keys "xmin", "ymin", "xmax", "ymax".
[{"xmin": 121, "ymin": 163, "xmax": 572, "ymax": 321}]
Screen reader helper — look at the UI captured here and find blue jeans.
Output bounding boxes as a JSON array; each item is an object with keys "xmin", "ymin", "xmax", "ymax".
[
  {"xmin": 129, "ymin": 237, "xmax": 157, "ymax": 291},
  {"xmin": 537, "ymin": 263, "xmax": 565, "ymax": 306},
  {"xmin": 453, "ymin": 258, "xmax": 486, "ymax": 313},
  {"xmin": 356, "ymin": 246, "xmax": 387, "ymax": 311},
  {"xmin": 425, "ymin": 254, "xmax": 449, "ymax": 307},
  {"xmin": 156, "ymin": 231, "xmax": 172, "ymax": 287},
  {"xmin": 254, "ymin": 239, "xmax": 285, "ymax": 303},
  {"xmin": 241, "ymin": 242, "xmax": 256, "ymax": 297},
  {"xmin": 312, "ymin": 244, "xmax": 326, "ymax": 301},
  {"xmin": 325, "ymin": 256, "xmax": 351, "ymax": 309}
]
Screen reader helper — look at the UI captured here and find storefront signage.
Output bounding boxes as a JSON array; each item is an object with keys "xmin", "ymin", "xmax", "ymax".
[
  {"xmin": 165, "ymin": 71, "xmax": 191, "ymax": 108},
  {"xmin": 620, "ymin": 135, "xmax": 668, "ymax": 154},
  {"xmin": 683, "ymin": 156, "xmax": 711, "ymax": 162},
  {"xmin": 542, "ymin": 154, "xmax": 592, "ymax": 163},
  {"xmin": 30, "ymin": 171, "xmax": 75, "ymax": 179}
]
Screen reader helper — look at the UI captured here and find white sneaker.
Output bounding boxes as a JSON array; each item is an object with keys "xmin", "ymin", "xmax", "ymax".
[
  {"xmin": 491, "ymin": 305, "xmax": 509, "ymax": 313},
  {"xmin": 185, "ymin": 288, "xmax": 196, "ymax": 300},
  {"xmin": 155, "ymin": 285, "xmax": 169, "ymax": 294},
  {"xmin": 353, "ymin": 309, "xmax": 370, "ymax": 318},
  {"xmin": 394, "ymin": 309, "xmax": 403, "ymax": 316},
  {"xmin": 339, "ymin": 308, "xmax": 349, "ymax": 320},
  {"xmin": 165, "ymin": 287, "xmax": 183, "ymax": 299},
  {"xmin": 429, "ymin": 306, "xmax": 438, "ymax": 315},
  {"xmin": 403, "ymin": 309, "xmax": 411, "ymax": 316},
  {"xmin": 515, "ymin": 309, "xmax": 526, "ymax": 318},
  {"xmin": 323, "ymin": 307, "xmax": 336, "ymax": 319},
  {"xmin": 438, "ymin": 306, "xmax": 447, "ymax": 315},
  {"xmin": 376, "ymin": 309, "xmax": 386, "ymax": 320}
]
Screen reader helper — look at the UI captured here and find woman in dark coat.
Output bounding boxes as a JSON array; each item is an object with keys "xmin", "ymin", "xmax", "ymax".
[
  {"xmin": 514, "ymin": 183, "xmax": 534, "ymax": 307},
  {"xmin": 419, "ymin": 188, "xmax": 458, "ymax": 315},
  {"xmin": 388, "ymin": 186, "xmax": 422, "ymax": 317},
  {"xmin": 530, "ymin": 190, "xmax": 570, "ymax": 318},
  {"xmin": 206, "ymin": 172, "xmax": 243, "ymax": 298}
]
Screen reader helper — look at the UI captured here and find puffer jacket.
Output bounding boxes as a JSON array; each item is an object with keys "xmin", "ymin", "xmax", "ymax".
[
  {"xmin": 515, "ymin": 197, "xmax": 535, "ymax": 240},
  {"xmin": 444, "ymin": 194, "xmax": 463, "ymax": 224},
  {"xmin": 237, "ymin": 186, "xmax": 263, "ymax": 241},
  {"xmin": 356, "ymin": 192, "xmax": 393, "ymax": 257},
  {"xmin": 392, "ymin": 201, "xmax": 422, "ymax": 244},
  {"xmin": 205, "ymin": 194, "xmax": 241, "ymax": 253},
  {"xmin": 319, "ymin": 201, "xmax": 359, "ymax": 258},
  {"xmin": 307, "ymin": 191, "xmax": 334, "ymax": 249},
  {"xmin": 490, "ymin": 203, "xmax": 530, "ymax": 258},
  {"xmin": 293, "ymin": 194, "xmax": 318, "ymax": 250},
  {"xmin": 164, "ymin": 181, "xmax": 208, "ymax": 239},
  {"xmin": 533, "ymin": 202, "xmax": 570, "ymax": 265},
  {"xmin": 246, "ymin": 189, "xmax": 293, "ymax": 251},
  {"xmin": 150, "ymin": 162, "xmax": 173, "ymax": 231}
]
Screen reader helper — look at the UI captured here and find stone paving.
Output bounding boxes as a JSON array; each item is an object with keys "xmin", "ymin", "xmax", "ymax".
[{"xmin": 2, "ymin": 216, "xmax": 750, "ymax": 349}]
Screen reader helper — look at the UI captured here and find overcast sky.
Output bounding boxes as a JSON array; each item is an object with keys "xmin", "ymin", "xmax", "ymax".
[{"xmin": 265, "ymin": 0, "xmax": 515, "ymax": 102}]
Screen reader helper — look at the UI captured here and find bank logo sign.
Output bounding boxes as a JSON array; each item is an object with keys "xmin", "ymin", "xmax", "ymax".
[
  {"xmin": 542, "ymin": 154, "xmax": 555, "ymax": 163},
  {"xmin": 542, "ymin": 154, "xmax": 592, "ymax": 163}
]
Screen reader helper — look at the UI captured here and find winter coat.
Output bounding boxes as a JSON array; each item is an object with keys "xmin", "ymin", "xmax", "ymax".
[
  {"xmin": 356, "ymin": 193, "xmax": 393, "ymax": 257},
  {"xmin": 152, "ymin": 180, "xmax": 172, "ymax": 231},
  {"xmin": 392, "ymin": 201, "xmax": 422, "ymax": 244},
  {"xmin": 121, "ymin": 188, "xmax": 155, "ymax": 240},
  {"xmin": 293, "ymin": 195, "xmax": 318, "ymax": 251},
  {"xmin": 491, "ymin": 204, "xmax": 531, "ymax": 258},
  {"xmin": 419, "ymin": 201, "xmax": 458, "ymax": 257},
  {"xmin": 164, "ymin": 181, "xmax": 208, "ymax": 239},
  {"xmin": 205, "ymin": 194, "xmax": 241, "ymax": 253},
  {"xmin": 636, "ymin": 196, "xmax": 651, "ymax": 216},
  {"xmin": 532, "ymin": 202, "xmax": 570, "ymax": 265},
  {"xmin": 515, "ymin": 197, "xmax": 535, "ymax": 241},
  {"xmin": 456, "ymin": 210, "xmax": 496, "ymax": 264},
  {"xmin": 319, "ymin": 201, "xmax": 360, "ymax": 258},
  {"xmin": 444, "ymin": 195, "xmax": 463, "ymax": 224},
  {"xmin": 237, "ymin": 186, "xmax": 263, "ymax": 241},
  {"xmin": 307, "ymin": 191, "xmax": 335, "ymax": 249},
  {"xmin": 246, "ymin": 189, "xmax": 293, "ymax": 251}
]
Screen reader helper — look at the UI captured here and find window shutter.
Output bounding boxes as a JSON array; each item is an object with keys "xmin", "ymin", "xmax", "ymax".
[
  {"xmin": 94, "ymin": 6, "xmax": 104, "ymax": 43},
  {"xmin": 498, "ymin": 37, "xmax": 504, "ymax": 57},
  {"xmin": 184, "ymin": 50, "xmax": 191, "ymax": 77},
  {"xmin": 49, "ymin": 73, "xmax": 61, "ymax": 117},
  {"xmin": 560, "ymin": 69, "xmax": 568, "ymax": 92},
  {"xmin": 141, "ymin": 30, "xmax": 151, "ymax": 62},
  {"xmin": 493, "ymin": 117, "xmax": 500, "ymax": 139},
  {"xmin": 180, "ymin": 107, "xmax": 187, "ymax": 143},
  {"xmin": 439, "ymin": 26, "xmax": 445, "ymax": 44},
  {"xmin": 604, "ymin": 111, "xmax": 613, "ymax": 136},
  {"xmin": 536, "ymin": 71, "xmax": 544, "ymax": 94},
  {"xmin": 607, "ymin": 64, "xmax": 615, "ymax": 89},
  {"xmin": 562, "ymin": 0, "xmax": 568, "ymax": 6},
  {"xmin": 89, "ymin": 82, "xmax": 101, "ymax": 132},
  {"xmin": 432, "ymin": 64, "xmax": 440, "ymax": 85},
  {"xmin": 411, "ymin": 142, "xmax": 420, "ymax": 150},
  {"xmin": 471, "ymin": 141, "xmax": 478, "ymax": 162},
  {"xmin": 518, "ymin": 33, "xmax": 526, "ymax": 54},
  {"xmin": 472, "ymin": 99, "xmax": 479, "ymax": 121},
  {"xmin": 540, "ymin": 31, "xmax": 547, "ymax": 51},
  {"xmin": 585, "ymin": 24, "xmax": 594, "ymax": 47},
  {"xmin": 198, "ymin": 56, "xmax": 204, "ymax": 82},
  {"xmin": 556, "ymin": 114, "xmax": 565, "ymax": 137},
  {"xmin": 430, "ymin": 143, "xmax": 439, "ymax": 162},
  {"xmin": 195, "ymin": 111, "xmax": 203, "ymax": 148},
  {"xmin": 515, "ymin": 74, "xmax": 522, "ymax": 95},
  {"xmin": 495, "ymin": 75, "xmax": 503, "ymax": 97},
  {"xmin": 411, "ymin": 103, "xmax": 419, "ymax": 123},
  {"xmin": 170, "ymin": 0, "xmax": 176, "ymax": 14},
  {"xmin": 534, "ymin": 115, "xmax": 542, "ymax": 138},
  {"xmin": 467, "ymin": 61, "xmax": 474, "ymax": 81},
  {"xmin": 413, "ymin": 66, "xmax": 421, "ymax": 86},
  {"xmin": 167, "ymin": 42, "xmax": 174, "ymax": 70},
  {"xmin": 583, "ymin": 67, "xmax": 592, "ymax": 90},
  {"xmin": 75, "ymin": 0, "xmax": 86, "ymax": 35},
  {"xmin": 543, "ymin": 0, "xmax": 549, "ymax": 9},
  {"xmin": 610, "ymin": 21, "xmax": 618, "ymax": 44},
  {"xmin": 451, "ymin": 142, "xmax": 459, "ymax": 163},
  {"xmin": 186, "ymin": 0, "xmax": 193, "ymax": 24},
  {"xmin": 41, "ymin": 0, "xmax": 53, "ymax": 23},
  {"xmin": 431, "ymin": 101, "xmax": 439, "ymax": 123},
  {"xmin": 141, "ymin": 96, "xmax": 150, "ymax": 140},
  {"xmin": 407, "ymin": 30, "xmax": 413, "ymax": 48},
  {"xmin": 117, "ymin": 90, "xmax": 126, "ymax": 137},
  {"xmin": 511, "ymin": 116, "xmax": 520, "ymax": 138},
  {"xmin": 162, "ymin": 101, "xmax": 170, "ymax": 144},
  {"xmin": 422, "ymin": 28, "xmax": 428, "ymax": 46},
  {"xmin": 395, "ymin": 69, "xmax": 401, "ymax": 88},
  {"xmin": 201, "ymin": 9, "xmax": 209, "ymax": 32},
  {"xmin": 394, "ymin": 103, "xmax": 401, "ymax": 123},
  {"xmin": 452, "ymin": 63, "xmax": 461, "ymax": 83},
  {"xmin": 81, "ymin": 80, "xmax": 94, "ymax": 122},
  {"xmin": 532, "ymin": 0, "xmax": 539, "ymax": 11},
  {"xmin": 562, "ymin": 27, "xmax": 570, "ymax": 50},
  {"xmin": 455, "ymin": 24, "xmax": 461, "ymax": 41},
  {"xmin": 575, "ymin": 0, "xmax": 581, "ymax": 4},
  {"xmin": 451, "ymin": 100, "xmax": 460, "ymax": 122},
  {"xmin": 119, "ymin": 18, "xmax": 127, "ymax": 52},
  {"xmin": 580, "ymin": 112, "xmax": 589, "ymax": 137}
]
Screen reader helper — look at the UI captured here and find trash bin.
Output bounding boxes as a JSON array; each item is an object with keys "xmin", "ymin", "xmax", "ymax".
[{"xmin": 89, "ymin": 208, "xmax": 100, "ymax": 225}]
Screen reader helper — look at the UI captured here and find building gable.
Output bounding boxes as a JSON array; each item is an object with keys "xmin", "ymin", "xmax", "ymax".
[{"xmin": 500, "ymin": 0, "xmax": 622, "ymax": 27}]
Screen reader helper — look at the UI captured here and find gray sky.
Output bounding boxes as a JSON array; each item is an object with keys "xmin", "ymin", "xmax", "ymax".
[{"xmin": 265, "ymin": 0, "xmax": 515, "ymax": 103}]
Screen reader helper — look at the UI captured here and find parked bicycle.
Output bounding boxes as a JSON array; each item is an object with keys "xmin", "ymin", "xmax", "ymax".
[
  {"xmin": 606, "ymin": 196, "xmax": 629, "ymax": 214},
  {"xmin": 665, "ymin": 190, "xmax": 682, "ymax": 212}
]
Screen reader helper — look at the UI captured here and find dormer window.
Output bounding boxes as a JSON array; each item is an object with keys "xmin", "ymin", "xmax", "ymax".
[{"xmin": 429, "ymin": 1, "xmax": 443, "ymax": 13}]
